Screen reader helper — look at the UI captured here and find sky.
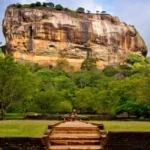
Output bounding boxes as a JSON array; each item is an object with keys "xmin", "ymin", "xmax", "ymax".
[{"xmin": 0, "ymin": 0, "xmax": 150, "ymax": 55}]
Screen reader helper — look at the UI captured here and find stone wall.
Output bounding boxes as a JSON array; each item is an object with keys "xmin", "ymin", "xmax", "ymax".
[
  {"xmin": 0, "ymin": 136, "xmax": 49, "ymax": 150},
  {"xmin": 103, "ymin": 131, "xmax": 150, "ymax": 150}
]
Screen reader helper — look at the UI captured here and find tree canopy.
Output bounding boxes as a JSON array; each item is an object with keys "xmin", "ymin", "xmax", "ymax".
[
  {"xmin": 76, "ymin": 7, "xmax": 85, "ymax": 13},
  {"xmin": 0, "ymin": 56, "xmax": 36, "ymax": 119},
  {"xmin": 1, "ymin": 54, "xmax": 150, "ymax": 119},
  {"xmin": 55, "ymin": 4, "xmax": 63, "ymax": 11}
]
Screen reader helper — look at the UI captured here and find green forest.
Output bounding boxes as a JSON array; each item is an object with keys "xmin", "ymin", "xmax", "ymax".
[{"xmin": 0, "ymin": 52, "xmax": 150, "ymax": 120}]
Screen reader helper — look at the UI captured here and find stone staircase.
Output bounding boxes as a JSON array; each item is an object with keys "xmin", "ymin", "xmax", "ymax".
[{"xmin": 49, "ymin": 121, "xmax": 106, "ymax": 150}]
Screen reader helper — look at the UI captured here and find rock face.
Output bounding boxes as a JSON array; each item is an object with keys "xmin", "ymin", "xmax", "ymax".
[{"xmin": 3, "ymin": 6, "xmax": 147, "ymax": 69}]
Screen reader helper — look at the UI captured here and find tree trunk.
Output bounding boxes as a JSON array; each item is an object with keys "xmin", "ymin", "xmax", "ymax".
[
  {"xmin": 1, "ymin": 93, "xmax": 5, "ymax": 120},
  {"xmin": 127, "ymin": 112, "xmax": 130, "ymax": 118},
  {"xmin": 1, "ymin": 100, "xmax": 5, "ymax": 120}
]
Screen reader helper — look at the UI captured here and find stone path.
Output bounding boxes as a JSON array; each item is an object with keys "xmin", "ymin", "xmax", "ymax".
[{"xmin": 49, "ymin": 121, "xmax": 104, "ymax": 150}]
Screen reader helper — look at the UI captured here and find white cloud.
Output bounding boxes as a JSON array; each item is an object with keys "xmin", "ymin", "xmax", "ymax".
[{"xmin": 112, "ymin": 0, "xmax": 150, "ymax": 55}]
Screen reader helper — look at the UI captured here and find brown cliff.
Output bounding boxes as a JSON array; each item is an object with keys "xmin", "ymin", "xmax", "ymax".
[{"xmin": 3, "ymin": 6, "xmax": 147, "ymax": 69}]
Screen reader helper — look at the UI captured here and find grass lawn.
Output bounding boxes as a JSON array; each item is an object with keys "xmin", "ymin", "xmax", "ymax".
[
  {"xmin": 0, "ymin": 120, "xmax": 150, "ymax": 137},
  {"xmin": 0, "ymin": 120, "xmax": 59, "ymax": 137},
  {"xmin": 4, "ymin": 113, "xmax": 25, "ymax": 119},
  {"xmin": 90, "ymin": 121, "xmax": 150, "ymax": 132}
]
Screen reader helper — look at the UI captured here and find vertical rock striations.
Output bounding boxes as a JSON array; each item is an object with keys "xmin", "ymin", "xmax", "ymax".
[{"xmin": 3, "ymin": 6, "xmax": 147, "ymax": 69}]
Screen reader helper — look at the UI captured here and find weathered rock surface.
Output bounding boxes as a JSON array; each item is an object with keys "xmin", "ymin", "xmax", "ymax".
[{"xmin": 3, "ymin": 6, "xmax": 147, "ymax": 69}]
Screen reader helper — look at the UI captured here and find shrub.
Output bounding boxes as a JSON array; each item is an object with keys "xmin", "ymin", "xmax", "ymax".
[
  {"xmin": 30, "ymin": 3, "xmax": 36, "ymax": 7},
  {"xmin": 64, "ymin": 7, "xmax": 70, "ymax": 11},
  {"xmin": 55, "ymin": 4, "xmax": 63, "ymax": 10},
  {"xmin": 76, "ymin": 7, "xmax": 85, "ymax": 13},
  {"xmin": 21, "ymin": 4, "xmax": 30, "ymax": 8},
  {"xmin": 42, "ymin": 14, "xmax": 48, "ymax": 19}
]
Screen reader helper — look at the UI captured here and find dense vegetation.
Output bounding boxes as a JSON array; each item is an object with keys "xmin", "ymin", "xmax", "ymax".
[
  {"xmin": 0, "ymin": 53, "xmax": 150, "ymax": 120},
  {"xmin": 10, "ymin": 2, "xmax": 106, "ymax": 14}
]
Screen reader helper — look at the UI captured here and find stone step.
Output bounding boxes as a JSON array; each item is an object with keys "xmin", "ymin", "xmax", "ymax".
[
  {"xmin": 52, "ymin": 130, "xmax": 99, "ymax": 134},
  {"xmin": 50, "ymin": 139, "xmax": 101, "ymax": 145},
  {"xmin": 101, "ymin": 135, "xmax": 107, "ymax": 138},
  {"xmin": 53, "ymin": 127, "xmax": 99, "ymax": 131},
  {"xmin": 49, "ymin": 145, "xmax": 102, "ymax": 150},
  {"xmin": 50, "ymin": 133, "xmax": 100, "ymax": 140}
]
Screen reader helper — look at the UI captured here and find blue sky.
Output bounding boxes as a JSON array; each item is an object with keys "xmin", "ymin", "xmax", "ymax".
[{"xmin": 0, "ymin": 0, "xmax": 149, "ymax": 55}]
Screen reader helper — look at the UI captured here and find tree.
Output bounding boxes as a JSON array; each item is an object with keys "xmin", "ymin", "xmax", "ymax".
[
  {"xmin": 55, "ymin": 4, "xmax": 63, "ymax": 11},
  {"xmin": 145, "ymin": 56, "xmax": 150, "ymax": 64},
  {"xmin": 56, "ymin": 58, "xmax": 69, "ymax": 71},
  {"xmin": 87, "ymin": 10, "xmax": 91, "ymax": 14},
  {"xmin": 42, "ymin": 2, "xmax": 47, "ymax": 7},
  {"xmin": 135, "ymin": 76, "xmax": 150, "ymax": 104},
  {"xmin": 118, "ymin": 65, "xmax": 132, "ymax": 77},
  {"xmin": 107, "ymin": 77, "xmax": 140, "ymax": 114},
  {"xmin": 52, "ymin": 76, "xmax": 77, "ymax": 92},
  {"xmin": 30, "ymin": 3, "xmax": 36, "ymax": 7},
  {"xmin": 59, "ymin": 101, "xmax": 72, "ymax": 113},
  {"xmin": 46, "ymin": 2, "xmax": 55, "ymax": 8},
  {"xmin": 35, "ymin": 2, "xmax": 41, "ymax": 6},
  {"xmin": 95, "ymin": 90, "xmax": 112, "ymax": 114},
  {"xmin": 16, "ymin": 3, "xmax": 22, "ymax": 8},
  {"xmin": 91, "ymin": 73, "xmax": 113, "ymax": 89},
  {"xmin": 74, "ymin": 71, "xmax": 92, "ymax": 88},
  {"xmin": 74, "ymin": 87, "xmax": 96, "ymax": 114},
  {"xmin": 126, "ymin": 54, "xmax": 145, "ymax": 65},
  {"xmin": 114, "ymin": 101, "xmax": 138, "ymax": 117},
  {"xmin": 76, "ymin": 7, "xmax": 85, "ymax": 13},
  {"xmin": 35, "ymin": 69, "xmax": 54, "ymax": 91},
  {"xmin": 81, "ymin": 58, "xmax": 98, "ymax": 71},
  {"xmin": 101, "ymin": 11, "xmax": 106, "ymax": 14},
  {"xmin": 0, "ymin": 56, "xmax": 36, "ymax": 120},
  {"xmin": 34, "ymin": 90, "xmax": 65, "ymax": 113},
  {"xmin": 96, "ymin": 11, "xmax": 99, "ymax": 14},
  {"xmin": 102, "ymin": 66, "xmax": 118, "ymax": 77}
]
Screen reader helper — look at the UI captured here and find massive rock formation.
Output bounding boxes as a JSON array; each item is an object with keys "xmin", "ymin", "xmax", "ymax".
[{"xmin": 3, "ymin": 5, "xmax": 147, "ymax": 69}]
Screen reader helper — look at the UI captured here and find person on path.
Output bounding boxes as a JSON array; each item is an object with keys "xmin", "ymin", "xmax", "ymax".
[
  {"xmin": 71, "ymin": 113, "xmax": 75, "ymax": 121},
  {"xmin": 73, "ymin": 108, "xmax": 76, "ymax": 114},
  {"xmin": 72, "ymin": 108, "xmax": 77, "ymax": 120}
]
